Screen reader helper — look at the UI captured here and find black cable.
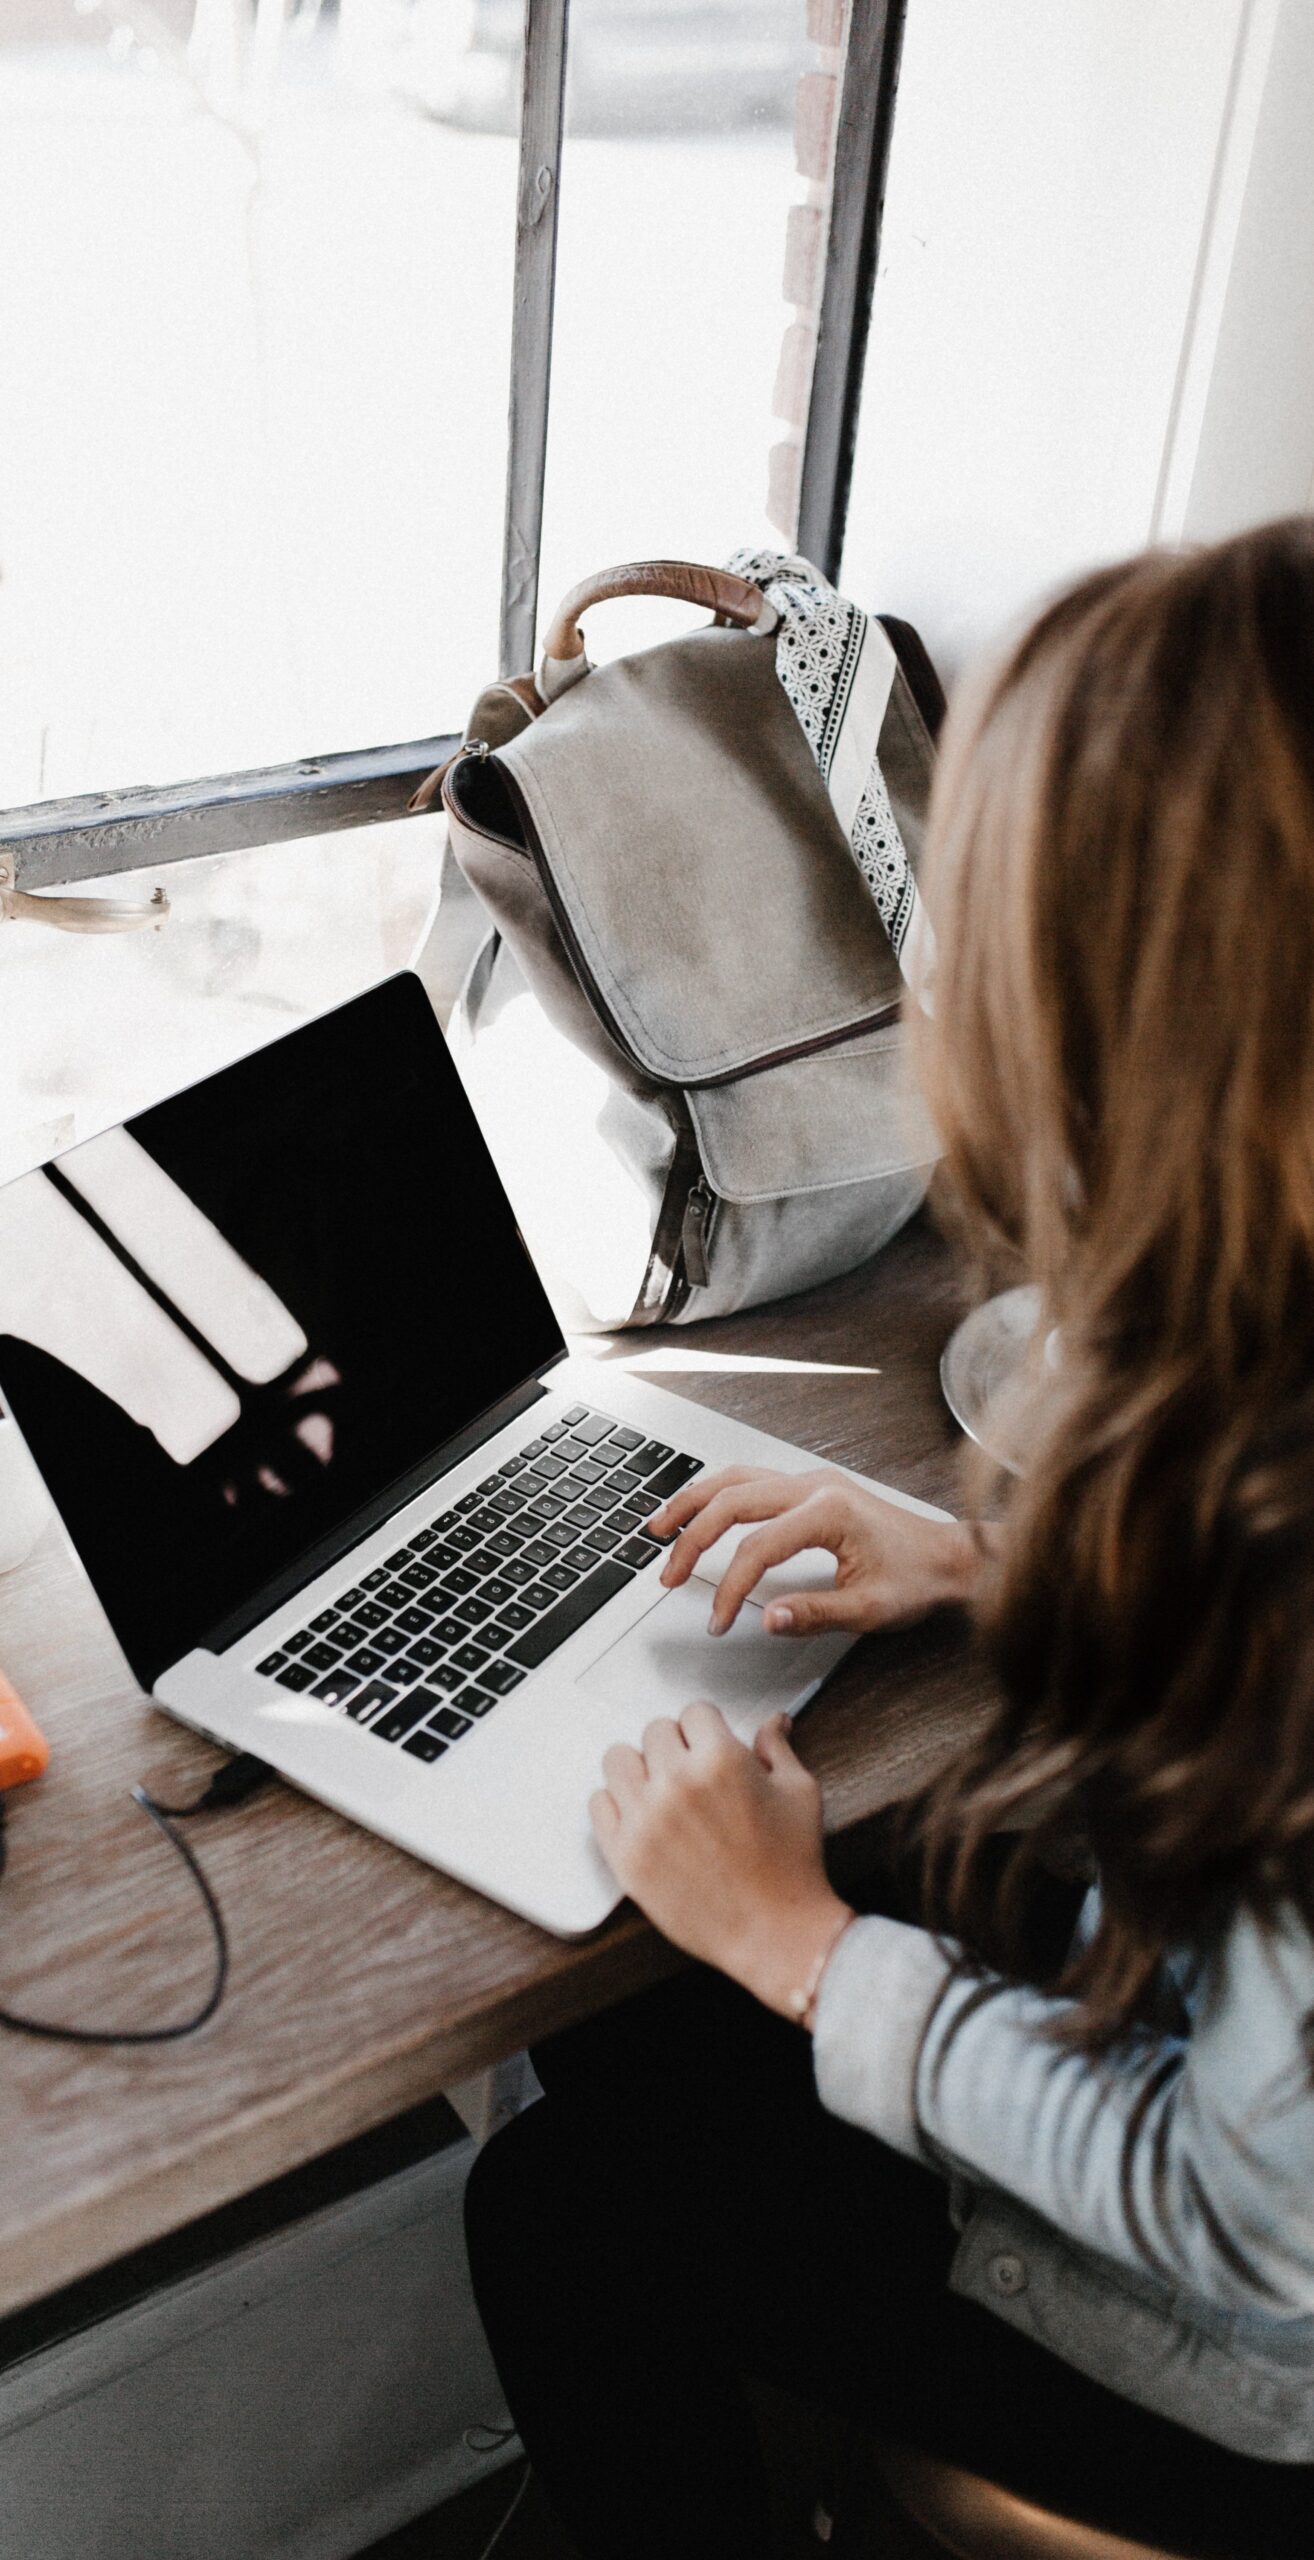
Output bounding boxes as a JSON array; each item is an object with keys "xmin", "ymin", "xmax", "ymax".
[
  {"xmin": 0, "ymin": 1754, "xmax": 271, "ymax": 2047},
  {"xmin": 143, "ymin": 1752, "xmax": 273, "ymax": 1819}
]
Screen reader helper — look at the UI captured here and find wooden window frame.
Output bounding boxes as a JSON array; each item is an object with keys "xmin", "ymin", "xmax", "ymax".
[{"xmin": 0, "ymin": 0, "xmax": 905, "ymax": 903}]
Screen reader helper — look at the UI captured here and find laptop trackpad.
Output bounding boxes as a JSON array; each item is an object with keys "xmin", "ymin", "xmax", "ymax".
[
  {"xmin": 688, "ymin": 1531, "xmax": 839, "ymax": 1608},
  {"xmin": 577, "ymin": 1578, "xmax": 827, "ymax": 1740}
]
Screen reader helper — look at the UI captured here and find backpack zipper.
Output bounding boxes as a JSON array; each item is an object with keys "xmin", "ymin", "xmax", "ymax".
[
  {"xmin": 660, "ymin": 1174, "xmax": 718, "ymax": 1320},
  {"xmin": 680, "ymin": 1179, "xmax": 717, "ymax": 1290}
]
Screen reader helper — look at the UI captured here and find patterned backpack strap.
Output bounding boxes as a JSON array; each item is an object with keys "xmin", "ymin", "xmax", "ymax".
[{"xmin": 727, "ymin": 548, "xmax": 935, "ymax": 1002}]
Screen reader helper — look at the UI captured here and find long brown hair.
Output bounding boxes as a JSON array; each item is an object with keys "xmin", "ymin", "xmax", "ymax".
[{"xmin": 913, "ymin": 517, "xmax": 1314, "ymax": 2050}]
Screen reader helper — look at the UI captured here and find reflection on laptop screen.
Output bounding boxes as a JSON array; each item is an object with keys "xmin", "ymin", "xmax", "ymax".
[{"xmin": 0, "ymin": 974, "xmax": 564, "ymax": 1685}]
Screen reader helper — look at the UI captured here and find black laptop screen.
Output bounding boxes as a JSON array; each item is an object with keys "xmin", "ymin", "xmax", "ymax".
[{"xmin": 0, "ymin": 974, "xmax": 565, "ymax": 1686}]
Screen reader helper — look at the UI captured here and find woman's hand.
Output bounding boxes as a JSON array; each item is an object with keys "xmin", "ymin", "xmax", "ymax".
[
  {"xmin": 589, "ymin": 1704, "xmax": 853, "ymax": 2019},
  {"xmin": 648, "ymin": 1465, "xmax": 983, "ymax": 1638}
]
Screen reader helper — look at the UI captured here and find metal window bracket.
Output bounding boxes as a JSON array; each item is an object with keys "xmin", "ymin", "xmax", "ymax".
[
  {"xmin": 796, "ymin": 0, "xmax": 908, "ymax": 581},
  {"xmin": 0, "ymin": 738, "xmax": 458, "ymax": 898},
  {"xmin": 0, "ymin": 855, "xmax": 168, "ymax": 933}
]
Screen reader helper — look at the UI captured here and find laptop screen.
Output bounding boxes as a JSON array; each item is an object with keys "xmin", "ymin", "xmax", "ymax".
[{"xmin": 0, "ymin": 974, "xmax": 565, "ymax": 1686}]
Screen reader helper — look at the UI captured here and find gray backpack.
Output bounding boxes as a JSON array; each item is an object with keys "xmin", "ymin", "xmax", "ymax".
[{"xmin": 426, "ymin": 557, "xmax": 943, "ymax": 1333}]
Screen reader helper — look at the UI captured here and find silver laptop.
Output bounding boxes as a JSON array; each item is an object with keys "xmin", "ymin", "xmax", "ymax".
[{"xmin": 0, "ymin": 974, "xmax": 940, "ymax": 1934}]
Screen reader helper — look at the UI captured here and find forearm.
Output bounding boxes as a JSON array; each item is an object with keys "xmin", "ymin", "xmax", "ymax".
[
  {"xmin": 811, "ymin": 1910, "xmax": 1314, "ymax": 2317},
  {"xmin": 812, "ymin": 1914, "xmax": 1174, "ymax": 2268}
]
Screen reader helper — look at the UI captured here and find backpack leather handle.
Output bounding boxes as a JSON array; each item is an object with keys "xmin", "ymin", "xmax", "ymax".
[
  {"xmin": 540, "ymin": 560, "xmax": 776, "ymax": 669},
  {"xmin": 411, "ymin": 560, "xmax": 780, "ymax": 811}
]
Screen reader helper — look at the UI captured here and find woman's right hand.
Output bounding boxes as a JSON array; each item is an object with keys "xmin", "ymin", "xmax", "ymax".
[{"xmin": 647, "ymin": 1466, "xmax": 984, "ymax": 1639}]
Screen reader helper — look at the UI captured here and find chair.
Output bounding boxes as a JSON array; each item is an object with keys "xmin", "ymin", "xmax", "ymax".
[{"xmin": 870, "ymin": 2439, "xmax": 1224, "ymax": 2560}]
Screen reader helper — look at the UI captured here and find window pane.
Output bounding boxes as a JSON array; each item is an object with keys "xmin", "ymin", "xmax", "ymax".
[
  {"xmin": 0, "ymin": 813, "xmax": 443, "ymax": 1184},
  {"xmin": 531, "ymin": 0, "xmax": 843, "ymax": 674},
  {"xmin": 0, "ymin": 2, "xmax": 518, "ymax": 802}
]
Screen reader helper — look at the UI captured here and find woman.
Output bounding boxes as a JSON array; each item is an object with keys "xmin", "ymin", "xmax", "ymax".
[{"xmin": 464, "ymin": 520, "xmax": 1314, "ymax": 2558}]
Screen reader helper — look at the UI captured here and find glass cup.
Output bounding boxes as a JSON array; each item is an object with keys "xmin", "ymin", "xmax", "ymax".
[{"xmin": 940, "ymin": 1284, "xmax": 1051, "ymax": 1475}]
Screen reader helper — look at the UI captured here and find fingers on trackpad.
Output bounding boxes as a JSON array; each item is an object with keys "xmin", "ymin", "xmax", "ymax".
[
  {"xmin": 688, "ymin": 1531, "xmax": 838, "ymax": 1610},
  {"xmin": 577, "ymin": 1578, "xmax": 837, "ymax": 1725}
]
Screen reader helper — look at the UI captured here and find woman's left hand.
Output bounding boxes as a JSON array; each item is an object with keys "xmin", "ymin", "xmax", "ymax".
[{"xmin": 589, "ymin": 1705, "xmax": 853, "ymax": 2020}]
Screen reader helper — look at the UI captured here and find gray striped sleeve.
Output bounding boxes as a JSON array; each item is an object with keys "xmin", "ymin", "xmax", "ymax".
[{"xmin": 811, "ymin": 1913, "xmax": 956, "ymax": 2157}]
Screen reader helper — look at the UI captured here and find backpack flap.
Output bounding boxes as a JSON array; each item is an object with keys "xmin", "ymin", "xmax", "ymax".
[
  {"xmin": 492, "ymin": 620, "xmax": 906, "ymax": 1087},
  {"xmin": 685, "ymin": 1026, "xmax": 937, "ymax": 1204},
  {"xmin": 674, "ymin": 1031, "xmax": 938, "ymax": 1320}
]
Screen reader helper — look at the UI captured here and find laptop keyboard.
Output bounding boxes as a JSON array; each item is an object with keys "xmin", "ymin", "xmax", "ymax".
[{"xmin": 254, "ymin": 1404, "xmax": 702, "ymax": 1764}]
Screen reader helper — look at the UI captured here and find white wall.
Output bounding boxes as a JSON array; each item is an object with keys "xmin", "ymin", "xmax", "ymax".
[
  {"xmin": 1166, "ymin": 0, "xmax": 1314, "ymax": 539},
  {"xmin": 840, "ymin": 0, "xmax": 1314, "ymax": 681}
]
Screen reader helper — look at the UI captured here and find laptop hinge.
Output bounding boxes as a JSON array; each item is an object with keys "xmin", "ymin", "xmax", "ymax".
[{"xmin": 199, "ymin": 1364, "xmax": 562, "ymax": 1662}]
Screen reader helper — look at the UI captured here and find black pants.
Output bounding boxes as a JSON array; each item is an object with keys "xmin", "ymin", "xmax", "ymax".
[{"xmin": 465, "ymin": 1965, "xmax": 1314, "ymax": 2560}]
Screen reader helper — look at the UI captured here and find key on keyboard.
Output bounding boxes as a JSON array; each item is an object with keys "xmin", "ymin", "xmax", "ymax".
[
  {"xmin": 403, "ymin": 1729, "xmax": 448, "ymax": 1762},
  {"xmin": 312, "ymin": 1666, "xmax": 363, "ymax": 1706},
  {"xmin": 427, "ymin": 1707, "xmax": 473, "ymax": 1742},
  {"xmin": 506, "ymin": 1560, "xmax": 634, "ymax": 1670},
  {"xmin": 371, "ymin": 1694, "xmax": 434, "ymax": 1744},
  {"xmin": 645, "ymin": 1454, "xmax": 702, "ymax": 1503},
  {"xmin": 347, "ymin": 1679, "xmax": 397, "ymax": 1721}
]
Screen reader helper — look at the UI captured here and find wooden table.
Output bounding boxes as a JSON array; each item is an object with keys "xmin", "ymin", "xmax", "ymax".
[{"xmin": 0, "ymin": 1211, "xmax": 991, "ymax": 2321}]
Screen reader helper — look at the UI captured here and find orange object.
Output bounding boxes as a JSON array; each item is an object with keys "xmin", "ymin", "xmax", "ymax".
[{"xmin": 0, "ymin": 1671, "xmax": 49, "ymax": 1788}]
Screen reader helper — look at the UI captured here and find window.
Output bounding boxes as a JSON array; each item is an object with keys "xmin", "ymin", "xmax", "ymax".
[
  {"xmin": 0, "ymin": 0, "xmax": 518, "ymax": 794},
  {"xmin": 0, "ymin": 0, "xmax": 903, "ymax": 1166}
]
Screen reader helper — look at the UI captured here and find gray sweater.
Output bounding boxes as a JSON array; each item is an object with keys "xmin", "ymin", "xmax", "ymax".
[{"xmin": 812, "ymin": 1892, "xmax": 1314, "ymax": 2461}]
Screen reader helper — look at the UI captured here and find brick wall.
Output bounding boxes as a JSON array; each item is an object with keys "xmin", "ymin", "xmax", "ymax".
[{"xmin": 767, "ymin": 0, "xmax": 848, "ymax": 542}]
